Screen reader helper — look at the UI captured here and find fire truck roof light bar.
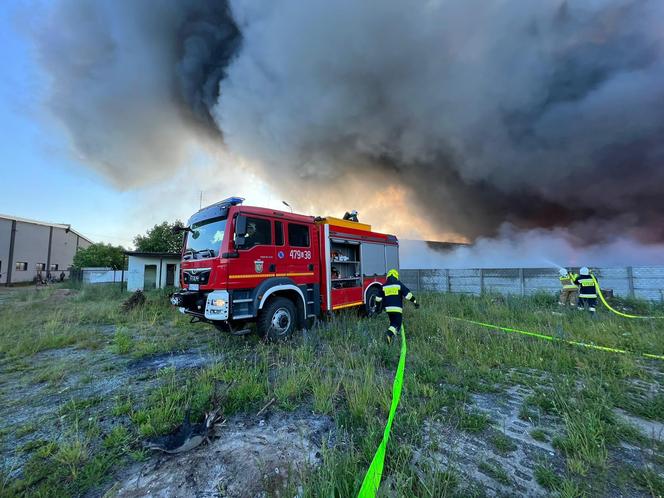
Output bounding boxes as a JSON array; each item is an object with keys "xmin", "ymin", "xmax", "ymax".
[
  {"xmin": 198, "ymin": 196, "xmax": 244, "ymax": 212},
  {"xmin": 214, "ymin": 196, "xmax": 244, "ymax": 208}
]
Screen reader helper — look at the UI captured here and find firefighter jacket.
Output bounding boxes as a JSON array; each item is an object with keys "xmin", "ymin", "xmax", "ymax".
[
  {"xmin": 574, "ymin": 274, "xmax": 597, "ymax": 298},
  {"xmin": 559, "ymin": 272, "xmax": 578, "ymax": 290},
  {"xmin": 375, "ymin": 275, "xmax": 417, "ymax": 313}
]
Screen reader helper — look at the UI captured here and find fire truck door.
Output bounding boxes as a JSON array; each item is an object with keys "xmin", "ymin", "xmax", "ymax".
[
  {"xmin": 231, "ymin": 215, "xmax": 276, "ymax": 282},
  {"xmin": 283, "ymin": 222, "xmax": 315, "ymax": 280}
]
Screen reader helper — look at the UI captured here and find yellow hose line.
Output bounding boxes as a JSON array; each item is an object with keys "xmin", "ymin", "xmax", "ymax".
[
  {"xmin": 591, "ymin": 275, "xmax": 664, "ymax": 319},
  {"xmin": 449, "ymin": 316, "xmax": 664, "ymax": 361}
]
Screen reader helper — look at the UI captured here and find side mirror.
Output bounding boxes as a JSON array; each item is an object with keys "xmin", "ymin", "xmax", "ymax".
[
  {"xmin": 235, "ymin": 215, "xmax": 247, "ymax": 236},
  {"xmin": 235, "ymin": 235, "xmax": 246, "ymax": 248},
  {"xmin": 234, "ymin": 215, "xmax": 247, "ymax": 248}
]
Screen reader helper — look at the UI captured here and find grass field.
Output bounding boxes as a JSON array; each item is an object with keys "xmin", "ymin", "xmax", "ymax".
[{"xmin": 0, "ymin": 284, "xmax": 663, "ymax": 497}]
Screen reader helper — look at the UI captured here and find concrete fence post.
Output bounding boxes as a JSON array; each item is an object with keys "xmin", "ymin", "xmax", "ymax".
[
  {"xmin": 446, "ymin": 269, "xmax": 451, "ymax": 293},
  {"xmin": 627, "ymin": 266, "xmax": 635, "ymax": 298},
  {"xmin": 479, "ymin": 268, "xmax": 484, "ymax": 295},
  {"xmin": 519, "ymin": 268, "xmax": 525, "ymax": 296}
]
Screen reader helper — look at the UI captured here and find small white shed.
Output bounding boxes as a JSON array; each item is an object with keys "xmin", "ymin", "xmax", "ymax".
[{"xmin": 125, "ymin": 252, "xmax": 181, "ymax": 292}]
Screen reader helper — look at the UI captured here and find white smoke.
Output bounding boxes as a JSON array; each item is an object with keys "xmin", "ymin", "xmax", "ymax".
[{"xmin": 401, "ymin": 225, "xmax": 664, "ymax": 269}]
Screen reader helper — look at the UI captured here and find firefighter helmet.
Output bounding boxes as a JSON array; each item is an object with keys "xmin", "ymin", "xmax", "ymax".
[
  {"xmin": 580, "ymin": 266, "xmax": 590, "ymax": 276},
  {"xmin": 559, "ymin": 268, "xmax": 568, "ymax": 277},
  {"xmin": 387, "ymin": 268, "xmax": 399, "ymax": 279}
]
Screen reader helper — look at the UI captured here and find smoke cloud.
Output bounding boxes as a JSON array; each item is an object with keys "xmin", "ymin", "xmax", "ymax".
[
  {"xmin": 400, "ymin": 225, "xmax": 664, "ymax": 269},
  {"xmin": 33, "ymin": 0, "xmax": 664, "ymax": 244}
]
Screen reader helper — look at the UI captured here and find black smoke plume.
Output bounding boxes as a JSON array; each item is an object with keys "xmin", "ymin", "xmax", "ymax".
[{"xmin": 34, "ymin": 0, "xmax": 664, "ymax": 244}]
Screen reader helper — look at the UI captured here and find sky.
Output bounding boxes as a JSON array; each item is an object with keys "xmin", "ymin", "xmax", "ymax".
[
  {"xmin": 1, "ymin": 0, "xmax": 662, "ymax": 268},
  {"xmin": 0, "ymin": 0, "xmax": 282, "ymax": 248}
]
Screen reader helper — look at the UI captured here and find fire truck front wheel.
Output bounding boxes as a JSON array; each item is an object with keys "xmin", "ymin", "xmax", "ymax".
[{"xmin": 257, "ymin": 297, "xmax": 297, "ymax": 341}]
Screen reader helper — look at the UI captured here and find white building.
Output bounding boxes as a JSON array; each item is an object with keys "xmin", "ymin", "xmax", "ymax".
[
  {"xmin": 0, "ymin": 214, "xmax": 93, "ymax": 285},
  {"xmin": 125, "ymin": 252, "xmax": 181, "ymax": 291}
]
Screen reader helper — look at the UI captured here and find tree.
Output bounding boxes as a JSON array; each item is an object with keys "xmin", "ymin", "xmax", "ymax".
[
  {"xmin": 133, "ymin": 220, "xmax": 184, "ymax": 253},
  {"xmin": 73, "ymin": 243, "xmax": 125, "ymax": 269}
]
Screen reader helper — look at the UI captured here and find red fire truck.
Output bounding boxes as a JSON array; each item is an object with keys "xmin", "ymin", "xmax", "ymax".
[{"xmin": 170, "ymin": 197, "xmax": 399, "ymax": 339}]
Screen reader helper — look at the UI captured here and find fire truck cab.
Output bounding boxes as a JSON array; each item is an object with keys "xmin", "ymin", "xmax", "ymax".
[{"xmin": 170, "ymin": 197, "xmax": 399, "ymax": 340}]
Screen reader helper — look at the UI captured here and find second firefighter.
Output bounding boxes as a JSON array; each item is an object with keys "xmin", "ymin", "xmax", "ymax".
[
  {"xmin": 375, "ymin": 269, "xmax": 420, "ymax": 344},
  {"xmin": 574, "ymin": 267, "xmax": 597, "ymax": 314}
]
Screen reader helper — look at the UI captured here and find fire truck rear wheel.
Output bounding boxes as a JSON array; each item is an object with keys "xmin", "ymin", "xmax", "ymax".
[
  {"xmin": 258, "ymin": 297, "xmax": 297, "ymax": 341},
  {"xmin": 365, "ymin": 286, "xmax": 382, "ymax": 317}
]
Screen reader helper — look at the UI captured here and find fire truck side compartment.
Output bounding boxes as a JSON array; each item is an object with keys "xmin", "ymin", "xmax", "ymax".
[
  {"xmin": 361, "ymin": 242, "xmax": 388, "ymax": 277},
  {"xmin": 385, "ymin": 244, "xmax": 399, "ymax": 271}
]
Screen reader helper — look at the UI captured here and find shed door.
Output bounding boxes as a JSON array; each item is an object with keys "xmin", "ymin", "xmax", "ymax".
[
  {"xmin": 166, "ymin": 264, "xmax": 176, "ymax": 286},
  {"xmin": 144, "ymin": 265, "xmax": 157, "ymax": 290}
]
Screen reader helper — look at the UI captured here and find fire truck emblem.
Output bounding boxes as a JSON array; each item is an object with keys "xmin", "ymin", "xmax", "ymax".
[{"xmin": 254, "ymin": 260, "xmax": 264, "ymax": 273}]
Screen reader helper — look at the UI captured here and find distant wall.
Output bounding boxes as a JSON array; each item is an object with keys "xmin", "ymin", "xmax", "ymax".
[
  {"xmin": 400, "ymin": 267, "xmax": 664, "ymax": 302},
  {"xmin": 80, "ymin": 268, "xmax": 126, "ymax": 285}
]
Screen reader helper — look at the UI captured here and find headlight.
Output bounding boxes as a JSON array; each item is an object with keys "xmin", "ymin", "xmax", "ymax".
[{"xmin": 212, "ymin": 299, "xmax": 226, "ymax": 307}]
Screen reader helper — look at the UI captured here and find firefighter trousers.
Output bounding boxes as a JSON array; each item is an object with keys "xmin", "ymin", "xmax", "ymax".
[
  {"xmin": 559, "ymin": 288, "xmax": 578, "ymax": 306},
  {"xmin": 578, "ymin": 297, "xmax": 597, "ymax": 312},
  {"xmin": 386, "ymin": 312, "xmax": 403, "ymax": 336}
]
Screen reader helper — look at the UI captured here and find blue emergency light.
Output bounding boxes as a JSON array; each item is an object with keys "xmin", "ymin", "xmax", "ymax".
[{"xmin": 221, "ymin": 197, "xmax": 245, "ymax": 206}]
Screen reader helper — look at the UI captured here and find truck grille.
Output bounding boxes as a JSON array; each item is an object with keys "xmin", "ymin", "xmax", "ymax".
[{"xmin": 182, "ymin": 269, "xmax": 211, "ymax": 285}]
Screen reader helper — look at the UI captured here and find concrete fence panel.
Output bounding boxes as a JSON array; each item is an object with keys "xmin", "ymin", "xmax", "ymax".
[{"xmin": 401, "ymin": 266, "xmax": 664, "ymax": 302}]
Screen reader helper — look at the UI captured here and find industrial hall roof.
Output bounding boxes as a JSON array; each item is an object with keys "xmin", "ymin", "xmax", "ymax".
[{"xmin": 0, "ymin": 213, "xmax": 92, "ymax": 243}]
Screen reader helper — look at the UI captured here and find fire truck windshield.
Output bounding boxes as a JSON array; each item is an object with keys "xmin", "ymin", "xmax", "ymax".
[{"xmin": 183, "ymin": 217, "xmax": 227, "ymax": 260}]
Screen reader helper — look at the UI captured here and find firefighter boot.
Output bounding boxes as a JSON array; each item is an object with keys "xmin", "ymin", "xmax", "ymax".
[{"xmin": 385, "ymin": 326, "xmax": 397, "ymax": 345}]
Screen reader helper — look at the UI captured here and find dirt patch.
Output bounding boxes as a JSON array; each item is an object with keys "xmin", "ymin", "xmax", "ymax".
[
  {"xmin": 128, "ymin": 350, "xmax": 219, "ymax": 372},
  {"xmin": 614, "ymin": 408, "xmax": 664, "ymax": 443},
  {"xmin": 105, "ymin": 412, "xmax": 334, "ymax": 498},
  {"xmin": 0, "ymin": 345, "xmax": 222, "ymax": 479},
  {"xmin": 415, "ymin": 385, "xmax": 562, "ymax": 497},
  {"xmin": 0, "ymin": 286, "xmax": 78, "ymax": 307},
  {"xmin": 44, "ymin": 288, "xmax": 77, "ymax": 304}
]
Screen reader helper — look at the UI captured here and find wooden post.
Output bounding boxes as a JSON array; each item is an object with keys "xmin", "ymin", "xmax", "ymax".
[
  {"xmin": 416, "ymin": 269, "xmax": 422, "ymax": 291},
  {"xmin": 519, "ymin": 268, "xmax": 525, "ymax": 296},
  {"xmin": 446, "ymin": 269, "xmax": 451, "ymax": 293},
  {"xmin": 626, "ymin": 266, "xmax": 635, "ymax": 298}
]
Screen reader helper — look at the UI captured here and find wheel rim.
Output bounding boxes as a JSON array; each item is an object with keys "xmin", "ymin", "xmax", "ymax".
[
  {"xmin": 368, "ymin": 294, "xmax": 378, "ymax": 314},
  {"xmin": 270, "ymin": 307, "xmax": 292, "ymax": 335}
]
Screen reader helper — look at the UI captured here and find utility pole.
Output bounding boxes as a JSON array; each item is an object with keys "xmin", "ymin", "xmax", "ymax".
[{"xmin": 199, "ymin": 191, "xmax": 203, "ymax": 210}]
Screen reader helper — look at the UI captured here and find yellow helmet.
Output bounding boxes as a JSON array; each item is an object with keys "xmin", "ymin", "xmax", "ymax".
[{"xmin": 387, "ymin": 268, "xmax": 399, "ymax": 279}]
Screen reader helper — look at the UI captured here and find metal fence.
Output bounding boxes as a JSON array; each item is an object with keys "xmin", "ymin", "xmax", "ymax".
[
  {"xmin": 401, "ymin": 266, "xmax": 664, "ymax": 302},
  {"xmin": 70, "ymin": 267, "xmax": 127, "ymax": 285}
]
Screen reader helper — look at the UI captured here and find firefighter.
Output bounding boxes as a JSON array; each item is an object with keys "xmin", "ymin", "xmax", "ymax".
[
  {"xmin": 244, "ymin": 221, "xmax": 258, "ymax": 246},
  {"xmin": 375, "ymin": 269, "xmax": 420, "ymax": 344},
  {"xmin": 558, "ymin": 268, "xmax": 578, "ymax": 307},
  {"xmin": 343, "ymin": 210, "xmax": 359, "ymax": 222},
  {"xmin": 574, "ymin": 267, "xmax": 597, "ymax": 314}
]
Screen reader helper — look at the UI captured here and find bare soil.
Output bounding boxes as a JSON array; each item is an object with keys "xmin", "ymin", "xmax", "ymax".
[{"xmin": 105, "ymin": 412, "xmax": 333, "ymax": 498}]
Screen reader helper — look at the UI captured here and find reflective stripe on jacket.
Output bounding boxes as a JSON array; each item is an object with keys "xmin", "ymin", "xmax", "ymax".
[
  {"xmin": 559, "ymin": 273, "xmax": 578, "ymax": 290},
  {"xmin": 574, "ymin": 275, "xmax": 597, "ymax": 298}
]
